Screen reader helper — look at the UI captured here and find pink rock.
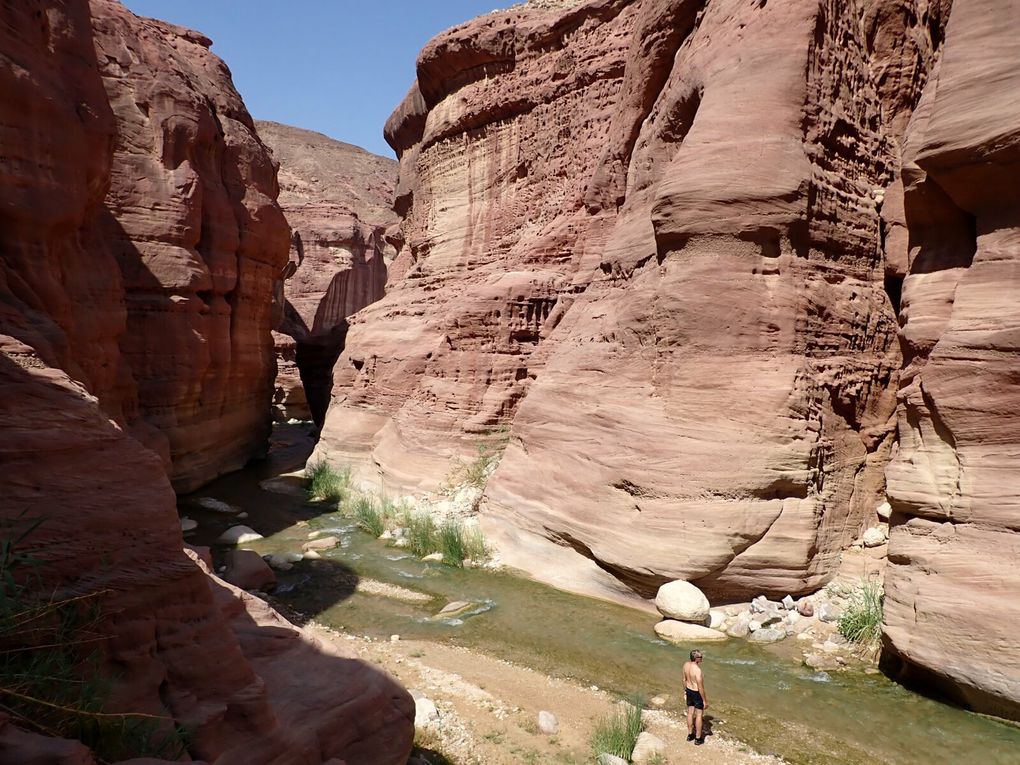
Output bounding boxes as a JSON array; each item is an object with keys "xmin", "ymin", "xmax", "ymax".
[
  {"xmin": 314, "ymin": 0, "xmax": 924, "ymax": 607},
  {"xmin": 0, "ymin": 1, "xmax": 414, "ymax": 760},
  {"xmin": 258, "ymin": 121, "xmax": 397, "ymax": 427},
  {"xmin": 223, "ymin": 549, "xmax": 277, "ymax": 592},
  {"xmin": 883, "ymin": 0, "xmax": 1020, "ymax": 722},
  {"xmin": 797, "ymin": 599, "xmax": 815, "ymax": 618}
]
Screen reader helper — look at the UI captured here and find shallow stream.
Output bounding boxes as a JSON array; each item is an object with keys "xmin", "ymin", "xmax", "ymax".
[{"xmin": 181, "ymin": 425, "xmax": 1020, "ymax": 765}]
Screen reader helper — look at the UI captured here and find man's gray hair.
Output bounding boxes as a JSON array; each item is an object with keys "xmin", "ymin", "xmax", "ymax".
[{"xmin": 690, "ymin": 649, "xmax": 703, "ymax": 660}]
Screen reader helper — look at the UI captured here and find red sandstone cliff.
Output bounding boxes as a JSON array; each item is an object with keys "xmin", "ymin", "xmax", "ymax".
[
  {"xmin": 882, "ymin": 0, "xmax": 1020, "ymax": 721},
  {"xmin": 257, "ymin": 121, "xmax": 397, "ymax": 427},
  {"xmin": 0, "ymin": 1, "xmax": 413, "ymax": 761},
  {"xmin": 314, "ymin": 0, "xmax": 1018, "ymax": 721}
]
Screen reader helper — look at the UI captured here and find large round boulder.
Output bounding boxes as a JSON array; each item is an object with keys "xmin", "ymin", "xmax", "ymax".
[{"xmin": 654, "ymin": 580, "xmax": 710, "ymax": 622}]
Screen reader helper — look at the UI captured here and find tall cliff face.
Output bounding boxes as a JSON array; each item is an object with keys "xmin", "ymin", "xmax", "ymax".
[
  {"xmin": 0, "ymin": 1, "xmax": 413, "ymax": 760},
  {"xmin": 318, "ymin": 0, "xmax": 933, "ymax": 599},
  {"xmin": 316, "ymin": 0, "xmax": 1020, "ymax": 720},
  {"xmin": 257, "ymin": 121, "xmax": 397, "ymax": 427},
  {"xmin": 882, "ymin": 0, "xmax": 1020, "ymax": 721}
]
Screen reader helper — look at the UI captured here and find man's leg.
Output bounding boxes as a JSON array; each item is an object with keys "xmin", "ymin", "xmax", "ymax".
[
  {"xmin": 695, "ymin": 708, "xmax": 704, "ymax": 740},
  {"xmin": 687, "ymin": 704, "xmax": 695, "ymax": 736}
]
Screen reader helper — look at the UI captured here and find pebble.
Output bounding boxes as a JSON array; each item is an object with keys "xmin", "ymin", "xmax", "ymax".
[{"xmin": 538, "ymin": 710, "xmax": 558, "ymax": 735}]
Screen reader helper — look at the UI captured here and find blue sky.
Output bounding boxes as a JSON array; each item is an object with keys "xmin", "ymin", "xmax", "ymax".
[{"xmin": 121, "ymin": 1, "xmax": 502, "ymax": 157}]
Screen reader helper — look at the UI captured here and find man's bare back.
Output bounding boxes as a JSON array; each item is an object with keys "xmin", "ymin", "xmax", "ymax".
[{"xmin": 683, "ymin": 660, "xmax": 703, "ymax": 693}]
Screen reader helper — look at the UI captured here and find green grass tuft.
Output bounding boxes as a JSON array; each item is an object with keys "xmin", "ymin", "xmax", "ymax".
[
  {"xmin": 838, "ymin": 580, "xmax": 884, "ymax": 648},
  {"xmin": 590, "ymin": 698, "xmax": 644, "ymax": 760},
  {"xmin": 438, "ymin": 519, "xmax": 487, "ymax": 567},
  {"xmin": 305, "ymin": 461, "xmax": 351, "ymax": 504},
  {"xmin": 352, "ymin": 495, "xmax": 386, "ymax": 537}
]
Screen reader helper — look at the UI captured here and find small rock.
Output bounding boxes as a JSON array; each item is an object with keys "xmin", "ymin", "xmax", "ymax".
[
  {"xmin": 414, "ymin": 697, "xmax": 439, "ymax": 728},
  {"xmin": 307, "ymin": 530, "xmax": 324, "ymax": 539},
  {"xmin": 805, "ymin": 652, "xmax": 842, "ymax": 671},
  {"xmin": 216, "ymin": 525, "xmax": 264, "ymax": 545},
  {"xmin": 196, "ymin": 497, "xmax": 239, "ymax": 514},
  {"xmin": 786, "ymin": 611, "xmax": 802, "ymax": 624},
  {"xmin": 394, "ymin": 538, "xmax": 410, "ymax": 548},
  {"xmin": 631, "ymin": 731, "xmax": 667, "ymax": 763},
  {"xmin": 281, "ymin": 551, "xmax": 304, "ymax": 563},
  {"xmin": 707, "ymin": 609, "xmax": 727, "ymax": 630},
  {"xmin": 223, "ymin": 549, "xmax": 275, "ymax": 592},
  {"xmin": 433, "ymin": 601, "xmax": 475, "ymax": 620},
  {"xmin": 750, "ymin": 595, "xmax": 769, "ymax": 613},
  {"xmin": 390, "ymin": 634, "xmax": 400, "ymax": 642},
  {"xmin": 654, "ymin": 580, "xmax": 711, "ymax": 622},
  {"xmin": 821, "ymin": 640, "xmax": 840, "ymax": 653},
  {"xmin": 303, "ymin": 549, "xmax": 322, "ymax": 560},
  {"xmin": 797, "ymin": 632, "xmax": 814, "ymax": 641},
  {"xmin": 748, "ymin": 619, "xmax": 762, "ymax": 632},
  {"xmin": 818, "ymin": 603, "xmax": 843, "ymax": 623},
  {"xmin": 725, "ymin": 605, "xmax": 742, "ymax": 617},
  {"xmin": 538, "ymin": 710, "xmax": 558, "ymax": 735},
  {"xmin": 748, "ymin": 627, "xmax": 786, "ymax": 644},
  {"xmin": 782, "ymin": 594, "xmax": 795, "ymax": 610},
  {"xmin": 726, "ymin": 613, "xmax": 751, "ymax": 638},
  {"xmin": 265, "ymin": 555, "xmax": 293, "ymax": 572},
  {"xmin": 597, "ymin": 755, "xmax": 628, "ymax": 765},
  {"xmin": 421, "ymin": 552, "xmax": 444, "ymax": 562},
  {"xmin": 180, "ymin": 517, "xmax": 198, "ymax": 532},
  {"xmin": 649, "ymin": 695, "xmax": 667, "ymax": 707},
  {"xmin": 797, "ymin": 599, "xmax": 815, "ymax": 617},
  {"xmin": 863, "ymin": 526, "xmax": 888, "ymax": 548},
  {"xmin": 876, "ymin": 501, "xmax": 892, "ymax": 520},
  {"xmin": 379, "ymin": 530, "xmax": 393, "ymax": 541},
  {"xmin": 237, "ymin": 512, "xmax": 249, "ymax": 519},
  {"xmin": 303, "ymin": 535, "xmax": 339, "ymax": 551}
]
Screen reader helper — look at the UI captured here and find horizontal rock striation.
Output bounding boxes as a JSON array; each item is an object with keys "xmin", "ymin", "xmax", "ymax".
[
  {"xmin": 882, "ymin": 0, "xmax": 1020, "ymax": 721},
  {"xmin": 315, "ymin": 0, "xmax": 1020, "ymax": 720},
  {"xmin": 0, "ymin": 0, "xmax": 413, "ymax": 759},
  {"xmin": 317, "ymin": 0, "xmax": 931, "ymax": 600},
  {"xmin": 257, "ymin": 121, "xmax": 397, "ymax": 426}
]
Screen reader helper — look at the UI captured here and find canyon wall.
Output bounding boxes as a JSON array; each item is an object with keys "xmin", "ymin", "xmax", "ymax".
[
  {"xmin": 317, "ymin": 0, "xmax": 933, "ymax": 600},
  {"xmin": 882, "ymin": 0, "xmax": 1020, "ymax": 721},
  {"xmin": 316, "ymin": 0, "xmax": 1019, "ymax": 720},
  {"xmin": 0, "ymin": 0, "xmax": 413, "ymax": 761},
  {"xmin": 257, "ymin": 121, "xmax": 397, "ymax": 427}
]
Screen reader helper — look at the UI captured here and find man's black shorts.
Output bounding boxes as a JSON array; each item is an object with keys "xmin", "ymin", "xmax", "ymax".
[{"xmin": 685, "ymin": 688, "xmax": 704, "ymax": 710}]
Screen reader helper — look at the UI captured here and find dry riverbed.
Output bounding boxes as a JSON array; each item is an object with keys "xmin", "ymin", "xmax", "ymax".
[{"xmin": 308, "ymin": 623, "xmax": 783, "ymax": 765}]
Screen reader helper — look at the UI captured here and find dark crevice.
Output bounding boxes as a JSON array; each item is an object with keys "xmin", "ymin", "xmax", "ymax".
[{"xmin": 295, "ymin": 322, "xmax": 348, "ymax": 431}]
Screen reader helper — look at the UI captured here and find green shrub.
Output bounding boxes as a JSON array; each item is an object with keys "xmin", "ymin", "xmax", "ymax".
[
  {"xmin": 438, "ymin": 520, "xmax": 486, "ymax": 567},
  {"xmin": 305, "ymin": 461, "xmax": 351, "ymax": 504},
  {"xmin": 402, "ymin": 512, "xmax": 439, "ymax": 558},
  {"xmin": 838, "ymin": 580, "xmax": 884, "ymax": 648},
  {"xmin": 590, "ymin": 698, "xmax": 644, "ymax": 760},
  {"xmin": 352, "ymin": 495, "xmax": 386, "ymax": 537},
  {"xmin": 0, "ymin": 514, "xmax": 188, "ymax": 760}
]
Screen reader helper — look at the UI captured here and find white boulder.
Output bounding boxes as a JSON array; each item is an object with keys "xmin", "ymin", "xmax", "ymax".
[
  {"xmin": 654, "ymin": 580, "xmax": 710, "ymax": 622},
  {"xmin": 654, "ymin": 619, "xmax": 728, "ymax": 643},
  {"xmin": 631, "ymin": 731, "xmax": 667, "ymax": 763},
  {"xmin": 538, "ymin": 710, "xmax": 558, "ymax": 735},
  {"xmin": 216, "ymin": 525, "xmax": 263, "ymax": 545}
]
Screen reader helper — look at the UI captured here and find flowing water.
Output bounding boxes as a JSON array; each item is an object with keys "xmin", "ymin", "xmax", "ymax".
[{"xmin": 181, "ymin": 425, "xmax": 1020, "ymax": 765}]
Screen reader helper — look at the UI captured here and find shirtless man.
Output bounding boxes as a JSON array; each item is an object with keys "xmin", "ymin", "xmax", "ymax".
[{"xmin": 683, "ymin": 649, "xmax": 708, "ymax": 745}]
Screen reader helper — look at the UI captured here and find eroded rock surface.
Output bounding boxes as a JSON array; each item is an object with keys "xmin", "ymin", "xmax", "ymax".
[
  {"xmin": 257, "ymin": 121, "xmax": 397, "ymax": 426},
  {"xmin": 0, "ymin": 0, "xmax": 413, "ymax": 759},
  {"xmin": 882, "ymin": 0, "xmax": 1020, "ymax": 721},
  {"xmin": 315, "ymin": 0, "xmax": 1020, "ymax": 720},
  {"xmin": 317, "ymin": 0, "xmax": 932, "ymax": 601}
]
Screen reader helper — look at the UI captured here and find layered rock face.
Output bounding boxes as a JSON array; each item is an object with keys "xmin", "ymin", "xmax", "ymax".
[
  {"xmin": 317, "ymin": 0, "xmax": 933, "ymax": 600},
  {"xmin": 316, "ymin": 0, "xmax": 1020, "ymax": 719},
  {"xmin": 0, "ymin": 0, "xmax": 413, "ymax": 760},
  {"xmin": 257, "ymin": 121, "xmax": 397, "ymax": 426},
  {"xmin": 882, "ymin": 0, "xmax": 1020, "ymax": 721}
]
